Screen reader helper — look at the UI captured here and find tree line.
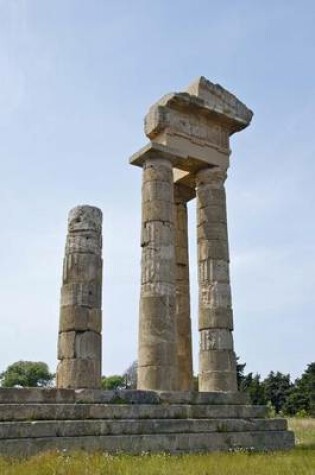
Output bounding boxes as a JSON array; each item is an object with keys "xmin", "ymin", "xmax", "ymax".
[
  {"xmin": 236, "ymin": 360, "xmax": 315, "ymax": 417},
  {"xmin": 0, "ymin": 359, "xmax": 314, "ymax": 417}
]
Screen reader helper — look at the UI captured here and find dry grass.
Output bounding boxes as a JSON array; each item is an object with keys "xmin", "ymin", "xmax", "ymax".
[
  {"xmin": 289, "ymin": 417, "xmax": 315, "ymax": 447},
  {"xmin": 0, "ymin": 418, "xmax": 313, "ymax": 475},
  {"xmin": 1, "ymin": 450, "xmax": 314, "ymax": 475}
]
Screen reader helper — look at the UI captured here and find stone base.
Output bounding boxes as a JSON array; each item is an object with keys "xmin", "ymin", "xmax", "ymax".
[{"xmin": 0, "ymin": 389, "xmax": 295, "ymax": 457}]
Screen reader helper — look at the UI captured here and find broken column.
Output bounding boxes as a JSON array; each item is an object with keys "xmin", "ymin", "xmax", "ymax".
[
  {"xmin": 174, "ymin": 184, "xmax": 194, "ymax": 391},
  {"xmin": 137, "ymin": 156, "xmax": 178, "ymax": 391},
  {"xmin": 57, "ymin": 205, "xmax": 102, "ymax": 389},
  {"xmin": 196, "ymin": 167, "xmax": 237, "ymax": 392}
]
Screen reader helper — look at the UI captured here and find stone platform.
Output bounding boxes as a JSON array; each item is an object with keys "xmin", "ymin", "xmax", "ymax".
[{"xmin": 0, "ymin": 389, "xmax": 294, "ymax": 456}]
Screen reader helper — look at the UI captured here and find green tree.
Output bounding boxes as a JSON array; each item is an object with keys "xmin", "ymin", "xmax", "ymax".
[
  {"xmin": 283, "ymin": 362, "xmax": 315, "ymax": 416},
  {"xmin": 101, "ymin": 375, "xmax": 125, "ymax": 390},
  {"xmin": 236, "ymin": 356, "xmax": 246, "ymax": 390},
  {"xmin": 240, "ymin": 372, "xmax": 266, "ymax": 405},
  {"xmin": 0, "ymin": 361, "xmax": 54, "ymax": 387},
  {"xmin": 263, "ymin": 371, "xmax": 292, "ymax": 413}
]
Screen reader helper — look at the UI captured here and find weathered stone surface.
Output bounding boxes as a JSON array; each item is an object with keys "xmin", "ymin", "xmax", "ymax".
[
  {"xmin": 142, "ymin": 200, "xmax": 174, "ymax": 223},
  {"xmin": 0, "ymin": 389, "xmax": 294, "ymax": 455},
  {"xmin": 196, "ymin": 186, "xmax": 226, "ymax": 207},
  {"xmin": 174, "ymin": 185, "xmax": 193, "ymax": 391},
  {"xmin": 56, "ymin": 359, "xmax": 101, "ymax": 389},
  {"xmin": 60, "ymin": 282, "xmax": 102, "ymax": 308},
  {"xmin": 197, "ymin": 205, "xmax": 227, "ymax": 225},
  {"xmin": 139, "ymin": 342, "xmax": 177, "ymax": 366},
  {"xmin": 197, "ymin": 222, "xmax": 228, "ymax": 242},
  {"xmin": 200, "ymin": 329, "xmax": 234, "ymax": 351},
  {"xmin": 68, "ymin": 206, "xmax": 102, "ymax": 233},
  {"xmin": 0, "ymin": 388, "xmax": 250, "ymax": 406},
  {"xmin": 200, "ymin": 283, "xmax": 232, "ymax": 308},
  {"xmin": 199, "ymin": 371, "xmax": 238, "ymax": 393},
  {"xmin": 75, "ymin": 331, "xmax": 101, "ymax": 360},
  {"xmin": 141, "ymin": 252, "xmax": 175, "ymax": 284},
  {"xmin": 0, "ymin": 418, "xmax": 289, "ymax": 440},
  {"xmin": 0, "ymin": 402, "xmax": 269, "ymax": 422},
  {"xmin": 142, "ymin": 181, "xmax": 173, "ymax": 203},
  {"xmin": 0, "ymin": 388, "xmax": 75, "ymax": 404},
  {"xmin": 138, "ymin": 157, "xmax": 177, "ymax": 391},
  {"xmin": 138, "ymin": 365, "xmax": 178, "ymax": 392},
  {"xmin": 142, "ymin": 157, "xmax": 174, "ymax": 183},
  {"xmin": 66, "ymin": 232, "xmax": 102, "ymax": 255},
  {"xmin": 198, "ymin": 240, "xmax": 229, "ymax": 261},
  {"xmin": 141, "ymin": 222, "xmax": 173, "ymax": 247},
  {"xmin": 57, "ymin": 205, "xmax": 102, "ymax": 389},
  {"xmin": 200, "ymin": 350, "xmax": 237, "ymax": 372},
  {"xmin": 58, "ymin": 331, "xmax": 76, "ymax": 359},
  {"xmin": 63, "ymin": 254, "xmax": 102, "ymax": 283},
  {"xmin": 199, "ymin": 308, "xmax": 234, "ymax": 330},
  {"xmin": 0, "ymin": 430, "xmax": 294, "ymax": 457},
  {"xmin": 0, "ymin": 388, "xmax": 293, "ymax": 455},
  {"xmin": 196, "ymin": 168, "xmax": 237, "ymax": 392},
  {"xmin": 59, "ymin": 307, "xmax": 102, "ymax": 333},
  {"xmin": 175, "ymin": 245, "xmax": 189, "ymax": 266},
  {"xmin": 199, "ymin": 259, "xmax": 230, "ymax": 283}
]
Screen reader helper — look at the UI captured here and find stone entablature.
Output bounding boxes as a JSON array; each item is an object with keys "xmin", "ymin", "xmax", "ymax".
[{"xmin": 143, "ymin": 77, "xmax": 253, "ymax": 174}]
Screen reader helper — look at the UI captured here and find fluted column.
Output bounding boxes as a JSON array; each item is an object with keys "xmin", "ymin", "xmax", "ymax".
[
  {"xmin": 196, "ymin": 167, "xmax": 237, "ymax": 392},
  {"xmin": 138, "ymin": 157, "xmax": 177, "ymax": 391},
  {"xmin": 174, "ymin": 184, "xmax": 193, "ymax": 391},
  {"xmin": 57, "ymin": 205, "xmax": 102, "ymax": 389}
]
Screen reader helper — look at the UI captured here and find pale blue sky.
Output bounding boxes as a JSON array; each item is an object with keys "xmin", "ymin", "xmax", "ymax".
[{"xmin": 0, "ymin": 0, "xmax": 314, "ymax": 380}]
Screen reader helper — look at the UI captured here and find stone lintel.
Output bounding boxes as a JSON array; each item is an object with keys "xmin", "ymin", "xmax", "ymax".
[
  {"xmin": 174, "ymin": 181, "xmax": 196, "ymax": 203},
  {"xmin": 130, "ymin": 142, "xmax": 186, "ymax": 168},
  {"xmin": 129, "ymin": 142, "xmax": 227, "ymax": 176}
]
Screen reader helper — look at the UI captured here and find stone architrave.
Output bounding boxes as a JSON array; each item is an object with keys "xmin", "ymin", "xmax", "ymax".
[
  {"xmin": 196, "ymin": 167, "xmax": 237, "ymax": 392},
  {"xmin": 174, "ymin": 184, "xmax": 194, "ymax": 391},
  {"xmin": 56, "ymin": 205, "xmax": 103, "ymax": 389},
  {"xmin": 137, "ymin": 156, "xmax": 178, "ymax": 391},
  {"xmin": 131, "ymin": 77, "xmax": 253, "ymax": 392}
]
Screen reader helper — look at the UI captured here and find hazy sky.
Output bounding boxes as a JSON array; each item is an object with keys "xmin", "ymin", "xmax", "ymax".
[{"xmin": 0, "ymin": 0, "xmax": 314, "ymax": 381}]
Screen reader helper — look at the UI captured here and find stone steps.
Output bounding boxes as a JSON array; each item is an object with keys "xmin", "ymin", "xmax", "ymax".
[
  {"xmin": 0, "ymin": 388, "xmax": 250, "ymax": 405},
  {"xmin": 0, "ymin": 404, "xmax": 268, "ymax": 422},
  {"xmin": 0, "ymin": 418, "xmax": 287, "ymax": 439},
  {"xmin": 0, "ymin": 431, "xmax": 295, "ymax": 457},
  {"xmin": 0, "ymin": 390, "xmax": 295, "ymax": 455}
]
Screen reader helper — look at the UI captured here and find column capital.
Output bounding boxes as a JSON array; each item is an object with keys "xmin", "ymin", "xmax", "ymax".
[{"xmin": 196, "ymin": 167, "xmax": 227, "ymax": 187}]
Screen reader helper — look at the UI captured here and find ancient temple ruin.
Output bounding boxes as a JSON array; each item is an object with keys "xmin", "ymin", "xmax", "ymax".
[
  {"xmin": 0, "ymin": 77, "xmax": 295, "ymax": 456},
  {"xmin": 130, "ymin": 77, "xmax": 252, "ymax": 393}
]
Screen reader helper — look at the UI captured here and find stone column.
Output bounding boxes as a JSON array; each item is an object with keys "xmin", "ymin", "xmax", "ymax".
[
  {"xmin": 196, "ymin": 167, "xmax": 237, "ymax": 392},
  {"xmin": 138, "ymin": 157, "xmax": 177, "ymax": 391},
  {"xmin": 174, "ymin": 184, "xmax": 193, "ymax": 391},
  {"xmin": 57, "ymin": 205, "xmax": 102, "ymax": 389}
]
